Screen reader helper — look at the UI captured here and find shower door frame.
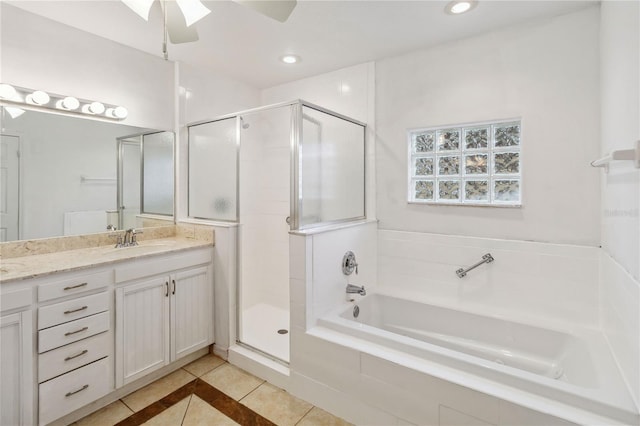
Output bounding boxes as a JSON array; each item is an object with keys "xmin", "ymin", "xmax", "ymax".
[{"xmin": 185, "ymin": 100, "xmax": 367, "ymax": 364}]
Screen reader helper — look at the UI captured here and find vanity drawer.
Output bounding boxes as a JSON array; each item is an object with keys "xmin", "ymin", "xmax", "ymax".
[
  {"xmin": 38, "ymin": 291, "xmax": 109, "ymax": 330},
  {"xmin": 38, "ymin": 331, "xmax": 110, "ymax": 383},
  {"xmin": 38, "ymin": 270, "xmax": 113, "ymax": 302},
  {"xmin": 39, "ymin": 311, "xmax": 110, "ymax": 353},
  {"xmin": 39, "ymin": 357, "xmax": 112, "ymax": 426}
]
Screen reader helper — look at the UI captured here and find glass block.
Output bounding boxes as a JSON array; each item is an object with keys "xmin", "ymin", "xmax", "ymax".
[
  {"xmin": 437, "ymin": 129, "xmax": 460, "ymax": 151},
  {"xmin": 494, "ymin": 179, "xmax": 520, "ymax": 202},
  {"xmin": 414, "ymin": 157, "xmax": 434, "ymax": 176},
  {"xmin": 438, "ymin": 180, "xmax": 460, "ymax": 201},
  {"xmin": 464, "ymin": 154, "xmax": 487, "ymax": 175},
  {"xmin": 464, "ymin": 127, "xmax": 489, "ymax": 149},
  {"xmin": 413, "ymin": 132, "xmax": 435, "ymax": 153},
  {"xmin": 464, "ymin": 180, "xmax": 489, "ymax": 201},
  {"xmin": 494, "ymin": 123, "xmax": 521, "ymax": 147},
  {"xmin": 494, "ymin": 152, "xmax": 519, "ymax": 174},
  {"xmin": 414, "ymin": 180, "xmax": 434, "ymax": 200},
  {"xmin": 438, "ymin": 155, "xmax": 460, "ymax": 175}
]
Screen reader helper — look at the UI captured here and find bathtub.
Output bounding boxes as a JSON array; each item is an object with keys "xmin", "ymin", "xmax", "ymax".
[{"xmin": 317, "ymin": 293, "xmax": 637, "ymax": 424}]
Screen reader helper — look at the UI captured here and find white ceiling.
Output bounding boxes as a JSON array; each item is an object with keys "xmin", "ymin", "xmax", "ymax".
[{"xmin": 8, "ymin": 0, "xmax": 596, "ymax": 89}]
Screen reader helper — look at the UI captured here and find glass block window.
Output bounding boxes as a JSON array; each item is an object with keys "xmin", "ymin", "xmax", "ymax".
[{"xmin": 408, "ymin": 120, "xmax": 521, "ymax": 206}]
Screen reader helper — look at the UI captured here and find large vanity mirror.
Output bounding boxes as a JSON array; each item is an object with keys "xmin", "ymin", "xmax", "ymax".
[{"xmin": 0, "ymin": 106, "xmax": 174, "ymax": 242}]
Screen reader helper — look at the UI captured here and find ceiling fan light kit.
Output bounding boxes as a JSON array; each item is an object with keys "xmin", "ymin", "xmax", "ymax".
[{"xmin": 120, "ymin": 0, "xmax": 298, "ymax": 59}]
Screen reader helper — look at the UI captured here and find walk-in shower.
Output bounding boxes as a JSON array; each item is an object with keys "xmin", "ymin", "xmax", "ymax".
[{"xmin": 187, "ymin": 100, "xmax": 366, "ymax": 362}]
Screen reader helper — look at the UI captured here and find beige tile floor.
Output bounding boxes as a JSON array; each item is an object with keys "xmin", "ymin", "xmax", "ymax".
[{"xmin": 74, "ymin": 354, "xmax": 352, "ymax": 426}]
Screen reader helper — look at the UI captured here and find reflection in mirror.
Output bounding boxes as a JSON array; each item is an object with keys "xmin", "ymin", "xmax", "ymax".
[
  {"xmin": 142, "ymin": 132, "xmax": 174, "ymax": 216},
  {"xmin": 0, "ymin": 107, "xmax": 175, "ymax": 242}
]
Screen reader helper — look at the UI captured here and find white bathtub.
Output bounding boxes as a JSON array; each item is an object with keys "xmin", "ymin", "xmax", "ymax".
[{"xmin": 318, "ymin": 293, "xmax": 638, "ymax": 424}]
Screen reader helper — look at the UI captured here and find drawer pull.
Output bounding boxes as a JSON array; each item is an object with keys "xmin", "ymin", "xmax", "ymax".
[
  {"xmin": 65, "ymin": 384, "xmax": 89, "ymax": 397},
  {"xmin": 64, "ymin": 327, "xmax": 88, "ymax": 336},
  {"xmin": 64, "ymin": 306, "xmax": 88, "ymax": 315},
  {"xmin": 64, "ymin": 349, "xmax": 89, "ymax": 361},
  {"xmin": 63, "ymin": 282, "xmax": 88, "ymax": 291}
]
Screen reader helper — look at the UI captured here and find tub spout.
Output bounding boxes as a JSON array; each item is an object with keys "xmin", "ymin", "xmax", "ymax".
[{"xmin": 346, "ymin": 284, "xmax": 366, "ymax": 296}]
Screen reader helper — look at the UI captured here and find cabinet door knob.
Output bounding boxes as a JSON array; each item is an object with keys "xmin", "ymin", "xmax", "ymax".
[
  {"xmin": 165, "ymin": 282, "xmax": 169, "ymax": 297},
  {"xmin": 172, "ymin": 279, "xmax": 176, "ymax": 295}
]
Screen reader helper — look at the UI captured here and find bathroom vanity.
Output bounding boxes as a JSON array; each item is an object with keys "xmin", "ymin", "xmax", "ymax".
[{"xmin": 0, "ymin": 232, "xmax": 214, "ymax": 426}]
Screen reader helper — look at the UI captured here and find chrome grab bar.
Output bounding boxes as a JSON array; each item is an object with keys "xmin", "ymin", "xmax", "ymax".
[{"xmin": 456, "ymin": 253, "xmax": 494, "ymax": 278}]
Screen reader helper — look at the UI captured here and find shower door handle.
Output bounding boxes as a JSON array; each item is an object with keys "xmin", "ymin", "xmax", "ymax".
[{"xmin": 285, "ymin": 216, "xmax": 291, "ymax": 225}]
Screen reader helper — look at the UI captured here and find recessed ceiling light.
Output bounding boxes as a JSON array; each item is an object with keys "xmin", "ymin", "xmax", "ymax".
[
  {"xmin": 280, "ymin": 54, "xmax": 300, "ymax": 64},
  {"xmin": 445, "ymin": 0, "xmax": 477, "ymax": 15}
]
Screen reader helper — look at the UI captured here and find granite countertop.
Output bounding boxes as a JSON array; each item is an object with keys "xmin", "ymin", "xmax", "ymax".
[{"xmin": 0, "ymin": 237, "xmax": 213, "ymax": 284}]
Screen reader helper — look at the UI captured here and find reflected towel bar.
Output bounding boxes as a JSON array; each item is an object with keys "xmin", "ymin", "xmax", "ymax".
[
  {"xmin": 590, "ymin": 140, "xmax": 640, "ymax": 171},
  {"xmin": 80, "ymin": 175, "xmax": 116, "ymax": 183}
]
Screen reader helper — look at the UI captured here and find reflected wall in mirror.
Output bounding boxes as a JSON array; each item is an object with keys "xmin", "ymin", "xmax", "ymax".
[{"xmin": 0, "ymin": 107, "xmax": 175, "ymax": 242}]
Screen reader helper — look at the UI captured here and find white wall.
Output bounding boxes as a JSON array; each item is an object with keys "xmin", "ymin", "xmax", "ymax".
[
  {"xmin": 375, "ymin": 7, "xmax": 601, "ymax": 246},
  {"xmin": 0, "ymin": 4, "xmax": 174, "ymax": 130},
  {"xmin": 599, "ymin": 0, "xmax": 640, "ymax": 407},
  {"xmin": 261, "ymin": 62, "xmax": 377, "ymax": 221},
  {"xmin": 6, "ymin": 110, "xmax": 141, "ymax": 239}
]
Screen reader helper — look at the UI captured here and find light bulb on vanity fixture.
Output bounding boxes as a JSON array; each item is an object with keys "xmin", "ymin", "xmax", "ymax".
[
  {"xmin": 106, "ymin": 106, "xmax": 128, "ymax": 119},
  {"xmin": 26, "ymin": 90, "xmax": 50, "ymax": 106},
  {"xmin": 56, "ymin": 96, "xmax": 80, "ymax": 111},
  {"xmin": 82, "ymin": 101, "xmax": 106, "ymax": 115}
]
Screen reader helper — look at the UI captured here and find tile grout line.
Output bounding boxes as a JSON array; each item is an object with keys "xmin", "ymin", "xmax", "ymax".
[
  {"xmin": 237, "ymin": 380, "xmax": 268, "ymax": 403},
  {"xmin": 294, "ymin": 405, "xmax": 316, "ymax": 426},
  {"xmin": 120, "ymin": 398, "xmax": 136, "ymax": 414},
  {"xmin": 179, "ymin": 394, "xmax": 193, "ymax": 426}
]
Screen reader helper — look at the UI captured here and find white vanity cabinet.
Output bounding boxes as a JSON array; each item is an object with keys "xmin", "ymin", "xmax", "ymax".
[
  {"xmin": 36, "ymin": 269, "xmax": 114, "ymax": 426},
  {"xmin": 0, "ymin": 288, "xmax": 34, "ymax": 426},
  {"xmin": 115, "ymin": 248, "xmax": 213, "ymax": 387}
]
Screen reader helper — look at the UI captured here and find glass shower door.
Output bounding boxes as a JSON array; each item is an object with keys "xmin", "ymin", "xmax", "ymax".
[{"xmin": 238, "ymin": 105, "xmax": 292, "ymax": 363}]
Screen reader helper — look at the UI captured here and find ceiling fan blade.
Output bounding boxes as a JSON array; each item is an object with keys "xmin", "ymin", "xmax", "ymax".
[
  {"xmin": 164, "ymin": 1, "xmax": 199, "ymax": 44},
  {"xmin": 235, "ymin": 0, "xmax": 297, "ymax": 23},
  {"xmin": 121, "ymin": 0, "xmax": 155, "ymax": 21}
]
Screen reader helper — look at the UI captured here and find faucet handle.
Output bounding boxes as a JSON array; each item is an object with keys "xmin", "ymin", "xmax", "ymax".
[{"xmin": 342, "ymin": 251, "xmax": 359, "ymax": 275}]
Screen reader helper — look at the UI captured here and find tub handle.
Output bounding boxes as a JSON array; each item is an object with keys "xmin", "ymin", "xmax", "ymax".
[{"xmin": 342, "ymin": 251, "xmax": 358, "ymax": 275}]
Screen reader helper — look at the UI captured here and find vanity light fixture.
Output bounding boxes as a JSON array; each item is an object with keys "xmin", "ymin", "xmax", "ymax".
[
  {"xmin": 280, "ymin": 54, "xmax": 300, "ymax": 64},
  {"xmin": 445, "ymin": 0, "xmax": 478, "ymax": 14},
  {"xmin": 0, "ymin": 83, "xmax": 129, "ymax": 121}
]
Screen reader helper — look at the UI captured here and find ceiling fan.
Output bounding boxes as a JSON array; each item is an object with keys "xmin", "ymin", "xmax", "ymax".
[{"xmin": 121, "ymin": 0, "xmax": 297, "ymax": 58}]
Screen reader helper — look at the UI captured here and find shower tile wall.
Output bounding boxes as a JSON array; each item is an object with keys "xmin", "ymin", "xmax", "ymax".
[{"xmin": 377, "ymin": 230, "xmax": 600, "ymax": 327}]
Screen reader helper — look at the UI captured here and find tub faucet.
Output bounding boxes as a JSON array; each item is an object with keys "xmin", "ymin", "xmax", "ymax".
[{"xmin": 346, "ymin": 284, "xmax": 366, "ymax": 296}]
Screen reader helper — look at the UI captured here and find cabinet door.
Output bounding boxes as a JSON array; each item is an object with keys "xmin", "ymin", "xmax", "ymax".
[
  {"xmin": 1, "ymin": 311, "xmax": 34, "ymax": 426},
  {"xmin": 115, "ymin": 276, "xmax": 170, "ymax": 387},
  {"xmin": 171, "ymin": 266, "xmax": 212, "ymax": 360}
]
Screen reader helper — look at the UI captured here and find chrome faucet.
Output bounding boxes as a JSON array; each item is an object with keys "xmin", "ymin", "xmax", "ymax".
[
  {"xmin": 346, "ymin": 284, "xmax": 366, "ymax": 296},
  {"xmin": 122, "ymin": 228, "xmax": 141, "ymax": 247}
]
